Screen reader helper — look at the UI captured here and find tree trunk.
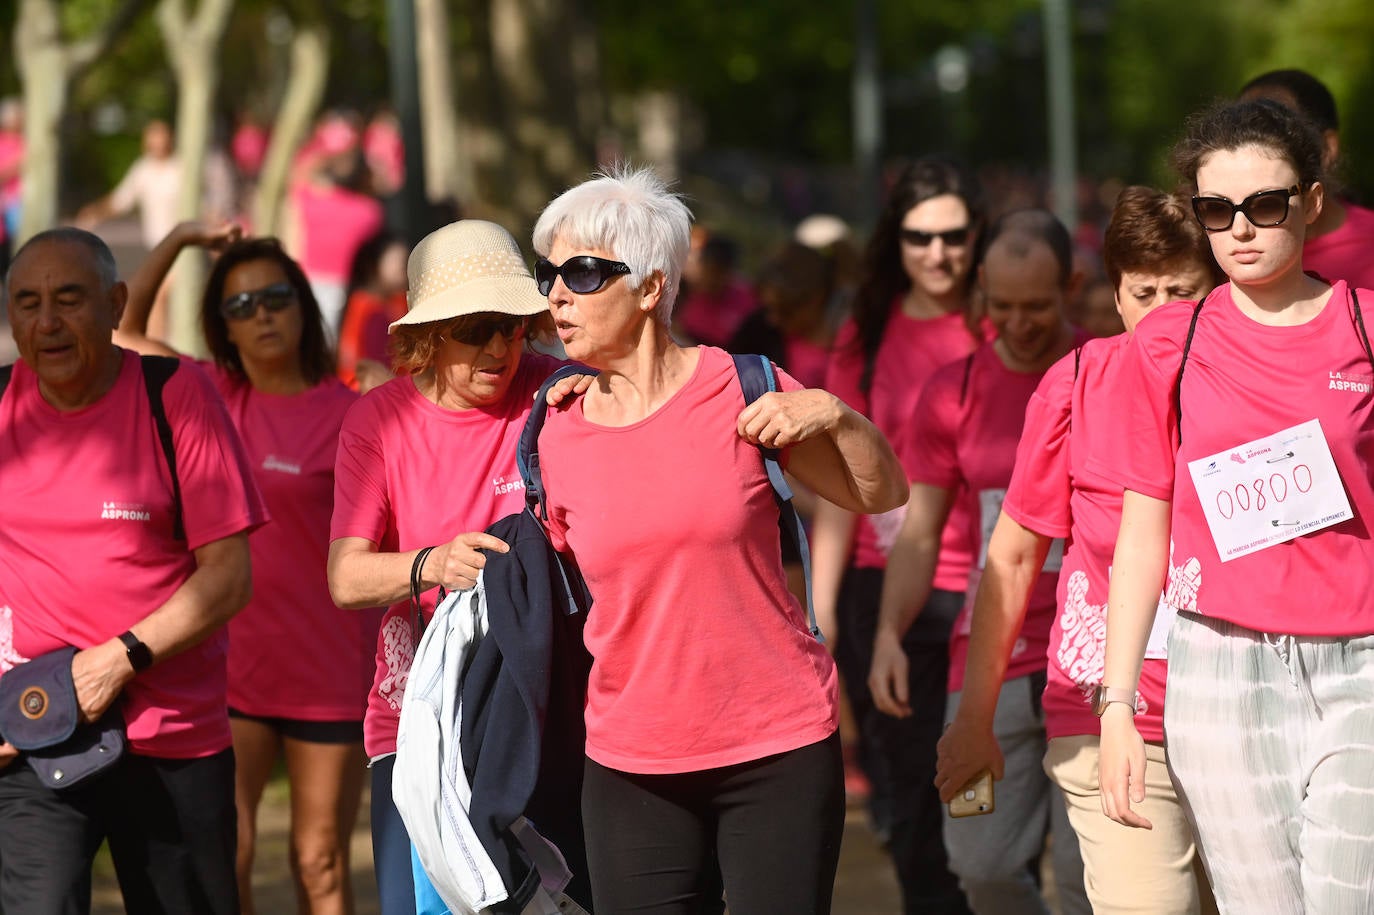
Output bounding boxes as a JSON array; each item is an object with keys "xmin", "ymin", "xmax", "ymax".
[
  {"xmin": 489, "ymin": 0, "xmax": 594, "ymax": 222},
  {"xmin": 415, "ymin": 0, "xmax": 469, "ymax": 205},
  {"xmin": 253, "ymin": 19, "xmax": 329, "ymax": 238},
  {"xmin": 14, "ymin": 14, "xmax": 69, "ymax": 242},
  {"xmin": 14, "ymin": 0, "xmax": 150, "ymax": 245},
  {"xmin": 156, "ymin": 0, "xmax": 234, "ymax": 355}
]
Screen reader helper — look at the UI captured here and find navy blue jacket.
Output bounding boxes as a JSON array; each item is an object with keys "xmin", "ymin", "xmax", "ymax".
[{"xmin": 458, "ymin": 507, "xmax": 593, "ymax": 913}]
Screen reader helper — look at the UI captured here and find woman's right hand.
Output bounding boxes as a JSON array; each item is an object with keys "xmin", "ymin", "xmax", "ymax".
[
  {"xmin": 426, "ymin": 531, "xmax": 511, "ymax": 591},
  {"xmin": 1098, "ymin": 704, "xmax": 1152, "ymax": 829},
  {"xmin": 935, "ymin": 712, "xmax": 1005, "ymax": 803},
  {"xmin": 868, "ymin": 629, "xmax": 911, "ymax": 718},
  {"xmin": 0, "ymin": 741, "xmax": 17, "ymax": 771},
  {"xmin": 173, "ymin": 219, "xmax": 243, "ymax": 252}
]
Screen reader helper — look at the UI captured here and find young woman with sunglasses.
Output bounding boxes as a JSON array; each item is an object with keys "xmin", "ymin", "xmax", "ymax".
[
  {"xmin": 531, "ymin": 166, "xmax": 906, "ymax": 913},
  {"xmin": 933, "ymin": 188, "xmax": 1221, "ymax": 914},
  {"xmin": 812, "ymin": 156, "xmax": 985, "ymax": 912},
  {"xmin": 114, "ymin": 223, "xmax": 374, "ymax": 915},
  {"xmin": 326, "ymin": 219, "xmax": 566, "ymax": 914},
  {"xmin": 1094, "ymin": 98, "xmax": 1374, "ymax": 912},
  {"xmin": 869, "ymin": 209, "xmax": 1091, "ymax": 915}
]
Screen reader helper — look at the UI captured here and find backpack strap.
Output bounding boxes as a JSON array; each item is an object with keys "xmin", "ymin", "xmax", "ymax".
[
  {"xmin": 518, "ymin": 365, "xmax": 602, "ymax": 617},
  {"xmin": 1, "ymin": 358, "xmax": 183, "ymax": 540},
  {"xmin": 957, "ymin": 352, "xmax": 976, "ymax": 407},
  {"xmin": 732, "ymin": 353, "xmax": 822, "ymax": 641},
  {"xmin": 519, "ymin": 364, "xmax": 600, "ymax": 521},
  {"xmin": 139, "ymin": 356, "xmax": 185, "ymax": 542},
  {"xmin": 1173, "ymin": 299, "xmax": 1206, "ymax": 448},
  {"xmin": 1352, "ymin": 289, "xmax": 1374, "ymax": 370}
]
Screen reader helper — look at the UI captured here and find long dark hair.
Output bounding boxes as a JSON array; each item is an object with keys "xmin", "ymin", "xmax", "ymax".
[
  {"xmin": 850, "ymin": 157, "xmax": 984, "ymax": 393},
  {"xmin": 201, "ymin": 237, "xmax": 334, "ymax": 386}
]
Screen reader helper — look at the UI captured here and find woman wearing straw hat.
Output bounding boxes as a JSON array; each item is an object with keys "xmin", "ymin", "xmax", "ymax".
[
  {"xmin": 531, "ymin": 166, "xmax": 908, "ymax": 913},
  {"xmin": 327, "ymin": 219, "xmax": 561, "ymax": 914}
]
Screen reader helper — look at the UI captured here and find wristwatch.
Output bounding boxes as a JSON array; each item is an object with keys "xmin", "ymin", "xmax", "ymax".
[
  {"xmin": 1091, "ymin": 685, "xmax": 1136, "ymax": 717},
  {"xmin": 118, "ymin": 631, "xmax": 154, "ymax": 673}
]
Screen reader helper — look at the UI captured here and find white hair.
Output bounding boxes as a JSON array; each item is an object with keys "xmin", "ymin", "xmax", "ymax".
[{"xmin": 532, "ymin": 164, "xmax": 693, "ymax": 326}]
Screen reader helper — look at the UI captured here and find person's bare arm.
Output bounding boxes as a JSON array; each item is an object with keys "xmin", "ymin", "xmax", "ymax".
[
  {"xmin": 113, "ymin": 220, "xmax": 242, "ymax": 357},
  {"xmin": 327, "ymin": 531, "xmax": 511, "ymax": 610},
  {"xmin": 1098, "ymin": 490, "xmax": 1171, "ymax": 830},
  {"xmin": 70, "ymin": 532, "xmax": 252, "ymax": 723},
  {"xmin": 868, "ymin": 482, "xmax": 954, "ymax": 717},
  {"xmin": 810, "ymin": 499, "xmax": 859, "ymax": 648},
  {"xmin": 935, "ymin": 514, "xmax": 1051, "ymax": 799},
  {"xmin": 737, "ymin": 389, "xmax": 907, "ymax": 514}
]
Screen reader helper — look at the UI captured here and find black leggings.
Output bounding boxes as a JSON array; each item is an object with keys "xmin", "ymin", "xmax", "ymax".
[{"xmin": 581, "ymin": 732, "xmax": 844, "ymax": 915}]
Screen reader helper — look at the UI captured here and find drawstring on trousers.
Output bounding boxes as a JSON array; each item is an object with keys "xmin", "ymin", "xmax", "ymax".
[{"xmin": 1264, "ymin": 632, "xmax": 1322, "ymax": 720}]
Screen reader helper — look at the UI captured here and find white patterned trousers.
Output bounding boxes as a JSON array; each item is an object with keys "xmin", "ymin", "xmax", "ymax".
[{"xmin": 1164, "ymin": 611, "xmax": 1374, "ymax": 914}]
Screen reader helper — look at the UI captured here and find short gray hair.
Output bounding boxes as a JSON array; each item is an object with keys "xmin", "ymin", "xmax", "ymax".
[
  {"xmin": 532, "ymin": 165, "xmax": 693, "ymax": 326},
  {"xmin": 7, "ymin": 227, "xmax": 119, "ymax": 293}
]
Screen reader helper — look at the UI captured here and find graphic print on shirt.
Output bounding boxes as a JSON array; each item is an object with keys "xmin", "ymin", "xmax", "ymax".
[
  {"xmin": 378, "ymin": 615, "xmax": 415, "ymax": 711},
  {"xmin": 101, "ymin": 501, "xmax": 152, "ymax": 521},
  {"xmin": 1329, "ymin": 369, "xmax": 1373, "ymax": 394},
  {"xmin": 1055, "ymin": 571, "xmax": 1132, "ymax": 711},
  {"xmin": 1164, "ymin": 540, "xmax": 1203, "ymax": 612},
  {"xmin": 872, "ymin": 503, "xmax": 907, "ymax": 556},
  {"xmin": 491, "ymin": 474, "xmax": 525, "ymax": 497},
  {"xmin": 0, "ymin": 606, "xmax": 30, "ymax": 673},
  {"xmin": 1056, "ymin": 542, "xmax": 1199, "ymax": 715},
  {"xmin": 261, "ymin": 454, "xmax": 303, "ymax": 475}
]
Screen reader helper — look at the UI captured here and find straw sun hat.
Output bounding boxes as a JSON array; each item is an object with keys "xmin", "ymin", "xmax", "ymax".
[{"xmin": 389, "ymin": 219, "xmax": 548, "ymax": 331}]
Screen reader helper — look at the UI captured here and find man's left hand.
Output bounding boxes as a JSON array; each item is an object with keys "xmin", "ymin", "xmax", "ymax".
[{"xmin": 71, "ymin": 640, "xmax": 136, "ymax": 723}]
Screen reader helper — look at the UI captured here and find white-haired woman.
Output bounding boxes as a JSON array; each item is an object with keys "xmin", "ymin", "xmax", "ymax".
[{"xmin": 530, "ymin": 167, "xmax": 908, "ymax": 913}]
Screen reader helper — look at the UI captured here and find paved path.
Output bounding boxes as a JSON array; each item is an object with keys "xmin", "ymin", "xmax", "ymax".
[{"xmin": 94, "ymin": 782, "xmax": 901, "ymax": 913}]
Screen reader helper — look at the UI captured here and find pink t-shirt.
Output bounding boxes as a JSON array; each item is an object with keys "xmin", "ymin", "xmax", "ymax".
[
  {"xmin": 0, "ymin": 351, "xmax": 267, "ymax": 758},
  {"xmin": 905, "ymin": 339, "xmax": 1087, "ymax": 692},
  {"xmin": 678, "ymin": 280, "xmax": 758, "ymax": 348},
  {"xmin": 541, "ymin": 346, "xmax": 839, "ymax": 774},
  {"xmin": 782, "ymin": 335, "xmax": 831, "ymax": 390},
  {"xmin": 331, "ymin": 354, "xmax": 561, "ymax": 757},
  {"xmin": 291, "ymin": 184, "xmax": 385, "ymax": 285},
  {"xmin": 824, "ymin": 306, "xmax": 981, "ymax": 589},
  {"xmin": 1003, "ymin": 336, "xmax": 1167, "ymax": 743},
  {"xmin": 1088, "ymin": 282, "xmax": 1374, "ymax": 636},
  {"xmin": 1305, "ymin": 202, "xmax": 1374, "ymax": 292},
  {"xmin": 210, "ymin": 370, "xmax": 379, "ymax": 721}
]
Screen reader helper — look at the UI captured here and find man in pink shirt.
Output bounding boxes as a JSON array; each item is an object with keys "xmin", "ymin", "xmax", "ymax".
[
  {"xmin": 1241, "ymin": 69, "xmax": 1374, "ymax": 290},
  {"xmin": 0, "ymin": 229, "xmax": 267, "ymax": 913}
]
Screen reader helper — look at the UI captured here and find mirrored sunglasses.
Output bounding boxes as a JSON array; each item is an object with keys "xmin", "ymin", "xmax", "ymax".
[
  {"xmin": 220, "ymin": 283, "xmax": 296, "ymax": 321},
  {"xmin": 534, "ymin": 255, "xmax": 632, "ymax": 296},
  {"xmin": 1191, "ymin": 186, "xmax": 1301, "ymax": 232},
  {"xmin": 449, "ymin": 314, "xmax": 530, "ymax": 346},
  {"xmin": 900, "ymin": 226, "xmax": 972, "ymax": 248}
]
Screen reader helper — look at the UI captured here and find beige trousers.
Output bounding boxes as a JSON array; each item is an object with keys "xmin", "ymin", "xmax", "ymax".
[{"xmin": 1043, "ymin": 735, "xmax": 1215, "ymax": 915}]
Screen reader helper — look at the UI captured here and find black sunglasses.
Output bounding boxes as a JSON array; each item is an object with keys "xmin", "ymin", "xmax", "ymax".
[
  {"xmin": 534, "ymin": 255, "xmax": 632, "ymax": 296},
  {"xmin": 900, "ymin": 226, "xmax": 972, "ymax": 248},
  {"xmin": 220, "ymin": 282, "xmax": 296, "ymax": 321},
  {"xmin": 449, "ymin": 314, "xmax": 530, "ymax": 346},
  {"xmin": 1191, "ymin": 186, "xmax": 1301, "ymax": 232}
]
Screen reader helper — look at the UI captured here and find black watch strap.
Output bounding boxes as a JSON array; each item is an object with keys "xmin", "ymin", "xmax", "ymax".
[{"xmin": 118, "ymin": 631, "xmax": 154, "ymax": 672}]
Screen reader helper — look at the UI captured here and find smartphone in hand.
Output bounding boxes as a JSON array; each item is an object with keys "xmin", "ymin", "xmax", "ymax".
[{"xmin": 948, "ymin": 769, "xmax": 995, "ymax": 818}]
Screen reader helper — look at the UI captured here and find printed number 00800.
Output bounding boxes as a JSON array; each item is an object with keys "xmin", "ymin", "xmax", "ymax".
[{"xmin": 1215, "ymin": 465, "xmax": 1312, "ymax": 520}]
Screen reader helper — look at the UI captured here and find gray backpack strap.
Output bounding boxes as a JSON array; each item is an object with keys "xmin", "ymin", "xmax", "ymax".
[{"xmin": 732, "ymin": 353, "xmax": 822, "ymax": 641}]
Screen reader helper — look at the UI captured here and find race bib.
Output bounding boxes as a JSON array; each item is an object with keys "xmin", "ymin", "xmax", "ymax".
[
  {"xmin": 977, "ymin": 488, "xmax": 1064, "ymax": 572},
  {"xmin": 1187, "ymin": 419, "xmax": 1352, "ymax": 562}
]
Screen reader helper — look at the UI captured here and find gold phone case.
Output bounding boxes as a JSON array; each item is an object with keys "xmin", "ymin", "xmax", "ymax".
[{"xmin": 948, "ymin": 769, "xmax": 995, "ymax": 818}]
